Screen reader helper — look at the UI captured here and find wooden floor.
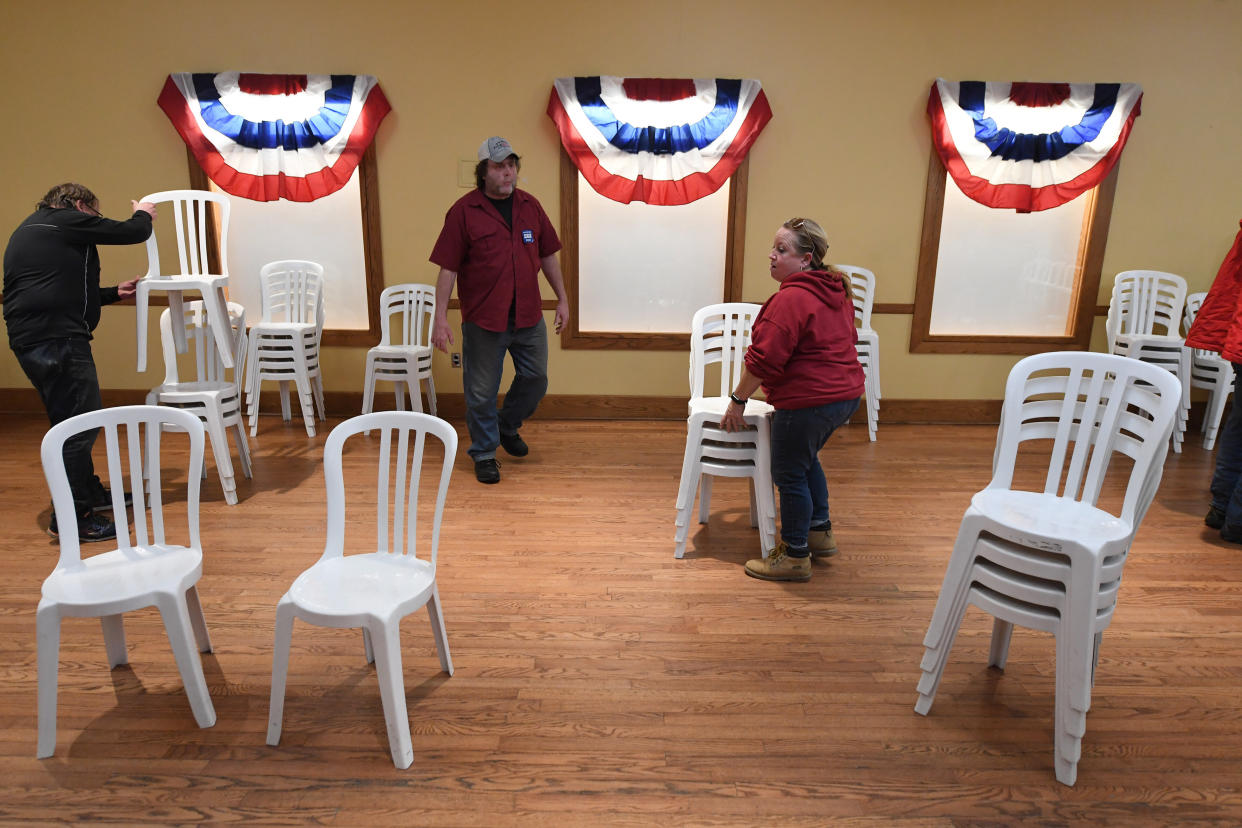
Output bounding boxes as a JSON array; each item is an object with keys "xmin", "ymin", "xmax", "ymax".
[{"xmin": 1, "ymin": 411, "xmax": 1240, "ymax": 826}]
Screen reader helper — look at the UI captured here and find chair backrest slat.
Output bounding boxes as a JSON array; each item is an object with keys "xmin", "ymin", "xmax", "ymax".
[
  {"xmin": 321, "ymin": 411, "xmax": 457, "ymax": 569},
  {"xmin": 690, "ymin": 303, "xmax": 762, "ymax": 399},
  {"xmin": 1106, "ymin": 270, "xmax": 1187, "ymax": 344},
  {"xmin": 991, "ymin": 352, "xmax": 1180, "ymax": 525},
  {"xmin": 379, "ymin": 284, "xmax": 436, "ymax": 348},
  {"xmin": 260, "ymin": 260, "xmax": 325, "ymax": 328},
  {"xmin": 140, "ymin": 190, "xmax": 230, "ymax": 281},
  {"xmin": 41, "ymin": 406, "xmax": 205, "ymax": 565}
]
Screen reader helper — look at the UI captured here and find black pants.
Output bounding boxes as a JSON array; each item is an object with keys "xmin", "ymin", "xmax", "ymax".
[{"xmin": 14, "ymin": 338, "xmax": 106, "ymax": 515}]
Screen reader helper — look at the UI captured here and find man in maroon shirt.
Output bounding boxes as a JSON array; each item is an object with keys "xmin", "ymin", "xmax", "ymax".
[{"xmin": 429, "ymin": 137, "xmax": 568, "ymax": 483}]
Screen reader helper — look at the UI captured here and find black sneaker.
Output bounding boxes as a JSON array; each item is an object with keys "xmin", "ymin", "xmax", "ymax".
[
  {"xmin": 92, "ymin": 490, "xmax": 134, "ymax": 514},
  {"xmin": 48, "ymin": 512, "xmax": 118, "ymax": 544},
  {"xmin": 498, "ymin": 431, "xmax": 529, "ymax": 457},
  {"xmin": 1206, "ymin": 505, "xmax": 1227, "ymax": 530},
  {"xmin": 474, "ymin": 457, "xmax": 501, "ymax": 484}
]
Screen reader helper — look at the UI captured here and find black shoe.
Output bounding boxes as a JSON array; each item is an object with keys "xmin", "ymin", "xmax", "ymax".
[
  {"xmin": 48, "ymin": 512, "xmax": 118, "ymax": 544},
  {"xmin": 498, "ymin": 431, "xmax": 529, "ymax": 457},
  {"xmin": 474, "ymin": 457, "xmax": 501, "ymax": 484},
  {"xmin": 1206, "ymin": 506, "xmax": 1227, "ymax": 530},
  {"xmin": 92, "ymin": 490, "xmax": 134, "ymax": 513}
]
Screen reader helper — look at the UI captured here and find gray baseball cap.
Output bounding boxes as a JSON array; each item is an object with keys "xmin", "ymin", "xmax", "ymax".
[{"xmin": 477, "ymin": 136, "xmax": 518, "ymax": 163}]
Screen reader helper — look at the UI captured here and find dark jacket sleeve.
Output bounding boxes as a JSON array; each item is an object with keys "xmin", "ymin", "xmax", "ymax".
[{"xmin": 58, "ymin": 210, "xmax": 153, "ymax": 245}]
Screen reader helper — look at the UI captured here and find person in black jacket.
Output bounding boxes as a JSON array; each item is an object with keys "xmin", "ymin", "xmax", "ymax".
[{"xmin": 4, "ymin": 183, "xmax": 156, "ymax": 542}]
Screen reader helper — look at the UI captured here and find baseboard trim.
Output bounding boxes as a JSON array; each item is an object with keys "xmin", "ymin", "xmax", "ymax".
[{"xmin": 0, "ymin": 387, "xmax": 1219, "ymax": 427}]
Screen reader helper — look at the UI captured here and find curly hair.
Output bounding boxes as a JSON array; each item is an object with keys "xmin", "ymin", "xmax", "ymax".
[{"xmin": 37, "ymin": 183, "xmax": 98, "ymax": 211}]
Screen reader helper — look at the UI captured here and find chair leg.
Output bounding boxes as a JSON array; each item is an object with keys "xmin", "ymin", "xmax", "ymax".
[
  {"xmin": 267, "ymin": 600, "xmax": 295, "ymax": 747},
  {"xmin": 156, "ymin": 593, "xmax": 216, "ymax": 728},
  {"xmin": 204, "ymin": 287, "xmax": 235, "ymax": 370},
  {"xmin": 673, "ymin": 424, "xmax": 703, "ymax": 559},
  {"xmin": 1053, "ymin": 623, "xmax": 1095, "ymax": 786},
  {"xmin": 362, "ymin": 627, "xmax": 375, "ymax": 664},
  {"xmin": 246, "ymin": 338, "xmax": 262, "ymax": 438},
  {"xmin": 406, "ymin": 376, "xmax": 424, "ymax": 414},
  {"xmin": 312, "ymin": 373, "xmax": 326, "ymax": 422},
  {"xmin": 167, "ymin": 291, "xmax": 188, "ymax": 355},
  {"xmin": 36, "ymin": 603, "xmax": 61, "ymax": 758},
  {"xmin": 424, "ymin": 374, "xmax": 437, "ymax": 418},
  {"xmin": 233, "ymin": 421, "xmax": 253, "ymax": 479},
  {"xmin": 203, "ymin": 412, "xmax": 237, "ymax": 505},
  {"xmin": 987, "ymin": 618, "xmax": 1014, "ymax": 669},
  {"xmin": 278, "ymin": 380, "xmax": 293, "ymax": 423},
  {"xmin": 427, "ymin": 584, "xmax": 453, "ymax": 675},
  {"xmin": 698, "ymin": 475, "xmax": 714, "ymax": 525},
  {"xmin": 100, "ymin": 613, "xmax": 128, "ymax": 668},
  {"xmin": 185, "ymin": 585, "xmax": 213, "ymax": 653},
  {"xmin": 362, "ymin": 359, "xmax": 377, "ymax": 435},
  {"xmin": 394, "ymin": 381, "xmax": 406, "ymax": 412},
  {"xmin": 368, "ymin": 620, "xmax": 414, "ymax": 769},
  {"xmin": 135, "ymin": 284, "xmax": 150, "ymax": 373},
  {"xmin": 1204, "ymin": 382, "xmax": 1231, "ymax": 451},
  {"xmin": 915, "ymin": 524, "xmax": 984, "ymax": 715}
]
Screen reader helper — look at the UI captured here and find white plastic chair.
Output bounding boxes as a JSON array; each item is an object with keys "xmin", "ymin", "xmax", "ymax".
[
  {"xmin": 37, "ymin": 405, "xmax": 216, "ymax": 758},
  {"xmin": 245, "ymin": 260, "xmax": 326, "ymax": 437},
  {"xmin": 362, "ymin": 284, "xmax": 437, "ymax": 425},
  {"xmin": 838, "ymin": 265, "xmax": 880, "ymax": 441},
  {"xmin": 135, "ymin": 190, "xmax": 233, "ymax": 373},
  {"xmin": 267, "ymin": 411, "xmax": 457, "ymax": 769},
  {"xmin": 146, "ymin": 300, "xmax": 252, "ymax": 505},
  {"xmin": 1105, "ymin": 270, "xmax": 1189, "ymax": 452},
  {"xmin": 913, "ymin": 352, "xmax": 1181, "ymax": 786},
  {"xmin": 1184, "ymin": 291, "xmax": 1236, "ymax": 451},
  {"xmin": 674, "ymin": 303, "xmax": 776, "ymax": 559}
]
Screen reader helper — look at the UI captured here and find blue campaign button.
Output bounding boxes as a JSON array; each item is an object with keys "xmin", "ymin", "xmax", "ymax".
[{"xmin": 522, "ymin": 229, "xmax": 534, "ymax": 243}]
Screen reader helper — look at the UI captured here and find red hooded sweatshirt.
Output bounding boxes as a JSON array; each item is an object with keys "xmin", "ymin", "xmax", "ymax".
[
  {"xmin": 1185, "ymin": 221, "xmax": 1242, "ymax": 363},
  {"xmin": 744, "ymin": 269, "xmax": 865, "ymax": 409}
]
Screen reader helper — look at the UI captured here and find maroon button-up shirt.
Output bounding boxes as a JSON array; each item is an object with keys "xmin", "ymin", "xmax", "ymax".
[{"xmin": 429, "ymin": 188, "xmax": 561, "ymax": 333}]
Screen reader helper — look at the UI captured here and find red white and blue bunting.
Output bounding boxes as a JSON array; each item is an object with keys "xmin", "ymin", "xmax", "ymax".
[
  {"xmin": 548, "ymin": 76, "xmax": 772, "ymax": 206},
  {"xmin": 158, "ymin": 73, "xmax": 392, "ymax": 202},
  {"xmin": 928, "ymin": 79, "xmax": 1143, "ymax": 212}
]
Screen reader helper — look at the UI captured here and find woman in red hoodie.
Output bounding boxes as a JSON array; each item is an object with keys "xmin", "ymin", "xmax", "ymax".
[{"xmin": 720, "ymin": 218, "xmax": 865, "ymax": 581}]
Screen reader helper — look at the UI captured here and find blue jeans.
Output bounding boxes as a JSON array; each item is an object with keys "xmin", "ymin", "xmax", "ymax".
[
  {"xmin": 461, "ymin": 318, "xmax": 549, "ymax": 460},
  {"xmin": 14, "ymin": 337, "xmax": 107, "ymax": 515},
  {"xmin": 770, "ymin": 397, "xmax": 860, "ymax": 548},
  {"xmin": 1209, "ymin": 364, "xmax": 1242, "ymax": 529}
]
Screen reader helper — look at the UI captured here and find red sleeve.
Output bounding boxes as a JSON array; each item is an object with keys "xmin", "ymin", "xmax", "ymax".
[
  {"xmin": 429, "ymin": 203, "xmax": 468, "ymax": 271},
  {"xmin": 535, "ymin": 199, "xmax": 561, "ymax": 258},
  {"xmin": 745, "ymin": 295, "xmax": 799, "ymax": 380}
]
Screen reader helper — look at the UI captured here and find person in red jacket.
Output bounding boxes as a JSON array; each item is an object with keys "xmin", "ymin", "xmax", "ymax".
[
  {"xmin": 720, "ymin": 217, "xmax": 865, "ymax": 581},
  {"xmin": 1185, "ymin": 220, "xmax": 1242, "ymax": 541}
]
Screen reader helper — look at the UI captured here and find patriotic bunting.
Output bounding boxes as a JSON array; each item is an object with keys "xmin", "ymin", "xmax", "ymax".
[
  {"xmin": 548, "ymin": 76, "xmax": 772, "ymax": 206},
  {"xmin": 928, "ymin": 79, "xmax": 1143, "ymax": 212},
  {"xmin": 158, "ymin": 72, "xmax": 392, "ymax": 202}
]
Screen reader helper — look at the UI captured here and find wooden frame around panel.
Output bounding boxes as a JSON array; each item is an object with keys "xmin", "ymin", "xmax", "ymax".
[
  {"xmin": 186, "ymin": 144, "xmax": 385, "ymax": 347},
  {"xmin": 909, "ymin": 147, "xmax": 1119, "ymax": 354},
  {"xmin": 558, "ymin": 148, "xmax": 749, "ymax": 351}
]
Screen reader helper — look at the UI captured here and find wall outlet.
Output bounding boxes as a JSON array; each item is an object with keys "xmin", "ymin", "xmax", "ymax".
[{"xmin": 451, "ymin": 353, "xmax": 462, "ymax": 368}]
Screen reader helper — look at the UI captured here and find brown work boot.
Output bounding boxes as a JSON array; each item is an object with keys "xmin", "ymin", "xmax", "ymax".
[
  {"xmin": 744, "ymin": 542, "xmax": 811, "ymax": 582},
  {"xmin": 808, "ymin": 527, "xmax": 838, "ymax": 558}
]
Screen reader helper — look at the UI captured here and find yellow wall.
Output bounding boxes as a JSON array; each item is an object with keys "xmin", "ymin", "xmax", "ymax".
[{"xmin": 3, "ymin": 0, "xmax": 1240, "ymax": 403}]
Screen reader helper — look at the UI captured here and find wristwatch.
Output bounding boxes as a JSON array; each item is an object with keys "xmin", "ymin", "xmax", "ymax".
[{"xmin": 729, "ymin": 393, "xmax": 747, "ymax": 406}]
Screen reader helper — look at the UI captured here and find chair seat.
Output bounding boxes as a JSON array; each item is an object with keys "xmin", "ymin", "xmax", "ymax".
[
  {"xmin": 369, "ymin": 344, "xmax": 432, "ymax": 359},
  {"xmin": 152, "ymin": 380, "xmax": 239, "ymax": 399},
  {"xmin": 252, "ymin": 320, "xmax": 317, "ymax": 334},
  {"xmin": 970, "ymin": 489, "xmax": 1132, "ymax": 549},
  {"xmin": 688, "ymin": 396, "xmax": 774, "ymax": 419},
  {"xmin": 288, "ymin": 554, "xmax": 437, "ymax": 619},
  {"xmin": 43, "ymin": 545, "xmax": 202, "ymax": 610}
]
